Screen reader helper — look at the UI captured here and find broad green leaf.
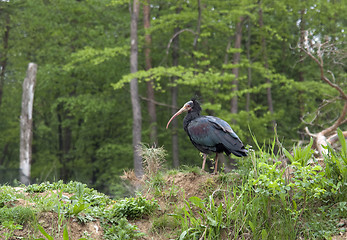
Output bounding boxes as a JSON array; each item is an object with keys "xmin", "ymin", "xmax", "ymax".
[
  {"xmin": 249, "ymin": 221, "xmax": 255, "ymax": 233},
  {"xmin": 63, "ymin": 226, "xmax": 69, "ymax": 240},
  {"xmin": 337, "ymin": 128, "xmax": 347, "ymax": 158},
  {"xmin": 37, "ymin": 225, "xmax": 54, "ymax": 240},
  {"xmin": 261, "ymin": 229, "xmax": 268, "ymax": 240},
  {"xmin": 283, "ymin": 148, "xmax": 295, "ymax": 163}
]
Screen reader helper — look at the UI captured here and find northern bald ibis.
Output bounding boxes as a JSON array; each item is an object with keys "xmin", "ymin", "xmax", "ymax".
[{"xmin": 166, "ymin": 99, "xmax": 247, "ymax": 174}]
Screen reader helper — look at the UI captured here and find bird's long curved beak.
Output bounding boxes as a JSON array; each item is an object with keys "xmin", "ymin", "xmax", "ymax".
[{"xmin": 166, "ymin": 106, "xmax": 187, "ymax": 129}]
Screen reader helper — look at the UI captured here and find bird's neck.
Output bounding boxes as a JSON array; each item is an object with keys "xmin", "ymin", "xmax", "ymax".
[{"xmin": 183, "ymin": 111, "xmax": 200, "ymax": 132}]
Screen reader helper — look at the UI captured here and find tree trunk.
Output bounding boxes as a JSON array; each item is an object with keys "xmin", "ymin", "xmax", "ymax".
[
  {"xmin": 230, "ymin": 17, "xmax": 243, "ymax": 115},
  {"xmin": 130, "ymin": 0, "xmax": 143, "ymax": 178},
  {"xmin": 19, "ymin": 63, "xmax": 37, "ymax": 185},
  {"xmin": 57, "ymin": 106, "xmax": 64, "ymax": 179},
  {"xmin": 143, "ymin": 0, "xmax": 157, "ymax": 146},
  {"xmin": 259, "ymin": 2, "xmax": 276, "ymax": 128},
  {"xmin": 0, "ymin": 143, "xmax": 9, "ymax": 166},
  {"xmin": 193, "ymin": 0, "xmax": 202, "ymax": 50},
  {"xmin": 171, "ymin": 22, "xmax": 181, "ymax": 168},
  {"xmin": 298, "ymin": 9, "xmax": 306, "ymax": 122},
  {"xmin": 0, "ymin": 14, "xmax": 10, "ymax": 109},
  {"xmin": 246, "ymin": 18, "xmax": 252, "ymax": 112}
]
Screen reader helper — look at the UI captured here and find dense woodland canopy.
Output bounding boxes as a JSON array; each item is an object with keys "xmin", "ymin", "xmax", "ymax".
[{"xmin": 0, "ymin": 0, "xmax": 345, "ymax": 196}]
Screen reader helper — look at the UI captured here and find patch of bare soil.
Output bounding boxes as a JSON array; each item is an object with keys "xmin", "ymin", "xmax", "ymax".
[{"xmin": 36, "ymin": 211, "xmax": 103, "ymax": 240}]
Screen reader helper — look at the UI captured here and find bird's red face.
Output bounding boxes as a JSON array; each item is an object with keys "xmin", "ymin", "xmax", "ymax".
[{"xmin": 166, "ymin": 101, "xmax": 193, "ymax": 129}]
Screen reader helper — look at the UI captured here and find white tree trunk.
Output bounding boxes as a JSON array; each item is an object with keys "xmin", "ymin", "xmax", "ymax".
[{"xmin": 19, "ymin": 63, "xmax": 37, "ymax": 185}]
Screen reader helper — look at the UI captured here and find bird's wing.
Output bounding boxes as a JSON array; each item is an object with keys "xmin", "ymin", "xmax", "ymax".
[
  {"xmin": 187, "ymin": 117, "xmax": 219, "ymax": 148},
  {"xmin": 205, "ymin": 116, "xmax": 241, "ymax": 141},
  {"xmin": 205, "ymin": 116, "xmax": 247, "ymax": 157},
  {"xmin": 187, "ymin": 116, "xmax": 247, "ymax": 156}
]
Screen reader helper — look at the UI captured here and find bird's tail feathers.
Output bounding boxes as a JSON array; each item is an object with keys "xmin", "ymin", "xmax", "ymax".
[
  {"xmin": 231, "ymin": 147, "xmax": 248, "ymax": 157},
  {"xmin": 221, "ymin": 134, "xmax": 248, "ymax": 157}
]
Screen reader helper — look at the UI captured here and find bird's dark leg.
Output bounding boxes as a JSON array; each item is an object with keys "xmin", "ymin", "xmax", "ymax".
[
  {"xmin": 201, "ymin": 154, "xmax": 207, "ymax": 172},
  {"xmin": 213, "ymin": 153, "xmax": 219, "ymax": 175}
]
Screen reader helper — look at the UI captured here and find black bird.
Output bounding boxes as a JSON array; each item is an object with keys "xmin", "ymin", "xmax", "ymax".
[{"xmin": 166, "ymin": 99, "xmax": 248, "ymax": 174}]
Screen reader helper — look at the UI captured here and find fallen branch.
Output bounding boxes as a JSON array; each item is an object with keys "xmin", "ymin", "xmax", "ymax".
[{"xmin": 300, "ymin": 34, "xmax": 347, "ymax": 156}]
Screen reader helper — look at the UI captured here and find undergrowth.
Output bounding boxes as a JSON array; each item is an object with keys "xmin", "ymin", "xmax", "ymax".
[
  {"xmin": 0, "ymin": 129, "xmax": 346, "ymax": 239},
  {"xmin": 168, "ymin": 129, "xmax": 346, "ymax": 239},
  {"xmin": 0, "ymin": 181, "xmax": 158, "ymax": 239}
]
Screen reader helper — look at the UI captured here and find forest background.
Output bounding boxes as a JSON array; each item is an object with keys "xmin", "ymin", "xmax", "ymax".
[{"xmin": 0, "ymin": 0, "xmax": 345, "ymax": 197}]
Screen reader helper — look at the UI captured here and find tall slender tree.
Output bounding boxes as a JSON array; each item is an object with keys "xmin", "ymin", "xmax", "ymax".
[
  {"xmin": 298, "ymin": 8, "xmax": 306, "ymax": 122},
  {"xmin": 130, "ymin": 0, "xmax": 143, "ymax": 178},
  {"xmin": 143, "ymin": 0, "xmax": 158, "ymax": 146},
  {"xmin": 0, "ymin": 11, "xmax": 10, "ymax": 109},
  {"xmin": 258, "ymin": 1, "xmax": 275, "ymax": 128},
  {"xmin": 246, "ymin": 18, "xmax": 252, "ymax": 112},
  {"xmin": 230, "ymin": 17, "xmax": 244, "ymax": 115},
  {"xmin": 171, "ymin": 22, "xmax": 180, "ymax": 168}
]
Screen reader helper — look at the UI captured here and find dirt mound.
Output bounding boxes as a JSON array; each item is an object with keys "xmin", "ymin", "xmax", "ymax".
[
  {"xmin": 166, "ymin": 171, "xmax": 217, "ymax": 199},
  {"xmin": 132, "ymin": 171, "xmax": 222, "ymax": 239}
]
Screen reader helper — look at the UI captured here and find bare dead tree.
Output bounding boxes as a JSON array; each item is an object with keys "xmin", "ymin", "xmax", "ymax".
[
  {"xmin": 19, "ymin": 63, "xmax": 37, "ymax": 185},
  {"xmin": 300, "ymin": 34, "xmax": 347, "ymax": 156}
]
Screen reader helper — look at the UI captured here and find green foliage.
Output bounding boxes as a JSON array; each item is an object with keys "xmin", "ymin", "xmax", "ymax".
[
  {"xmin": 250, "ymin": 134, "xmax": 336, "ymax": 203},
  {"xmin": 151, "ymin": 214, "xmax": 180, "ymax": 232},
  {"xmin": 103, "ymin": 217, "xmax": 145, "ymax": 240},
  {"xmin": 109, "ymin": 196, "xmax": 159, "ymax": 220},
  {"xmin": 0, "ymin": 185, "xmax": 17, "ymax": 207},
  {"xmin": 1, "ymin": 221, "xmax": 23, "ymax": 240},
  {"xmin": 101, "ymin": 195, "xmax": 158, "ymax": 239},
  {"xmin": 0, "ymin": 206, "xmax": 34, "ymax": 225},
  {"xmin": 35, "ymin": 224, "xmax": 87, "ymax": 240},
  {"xmin": 242, "ymin": 134, "xmax": 346, "ymax": 239},
  {"xmin": 0, "ymin": 0, "xmax": 345, "ymax": 199},
  {"xmin": 323, "ymin": 129, "xmax": 347, "ymax": 201},
  {"xmin": 0, "ymin": 181, "xmax": 155, "ymax": 239},
  {"xmin": 147, "ymin": 172, "xmax": 166, "ymax": 198},
  {"xmin": 161, "ymin": 131, "xmax": 347, "ymax": 239},
  {"xmin": 173, "ymin": 196, "xmax": 226, "ymax": 239},
  {"xmin": 26, "ymin": 181, "xmax": 110, "ymax": 207},
  {"xmin": 0, "ymin": 5, "xmax": 346, "ymax": 240}
]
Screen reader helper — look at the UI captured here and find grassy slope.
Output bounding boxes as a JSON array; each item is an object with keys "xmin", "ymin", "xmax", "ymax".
[{"xmin": 0, "ymin": 138, "xmax": 346, "ymax": 239}]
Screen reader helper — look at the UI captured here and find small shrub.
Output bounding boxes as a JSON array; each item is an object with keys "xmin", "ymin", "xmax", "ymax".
[
  {"xmin": 1, "ymin": 221, "xmax": 23, "ymax": 240},
  {"xmin": 323, "ymin": 128, "xmax": 347, "ymax": 201},
  {"xmin": 151, "ymin": 214, "xmax": 179, "ymax": 232},
  {"xmin": 110, "ymin": 195, "xmax": 159, "ymax": 220},
  {"xmin": 103, "ymin": 217, "xmax": 144, "ymax": 240},
  {"xmin": 173, "ymin": 196, "xmax": 227, "ymax": 240},
  {"xmin": 0, "ymin": 206, "xmax": 34, "ymax": 224},
  {"xmin": 0, "ymin": 185, "xmax": 17, "ymax": 207}
]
